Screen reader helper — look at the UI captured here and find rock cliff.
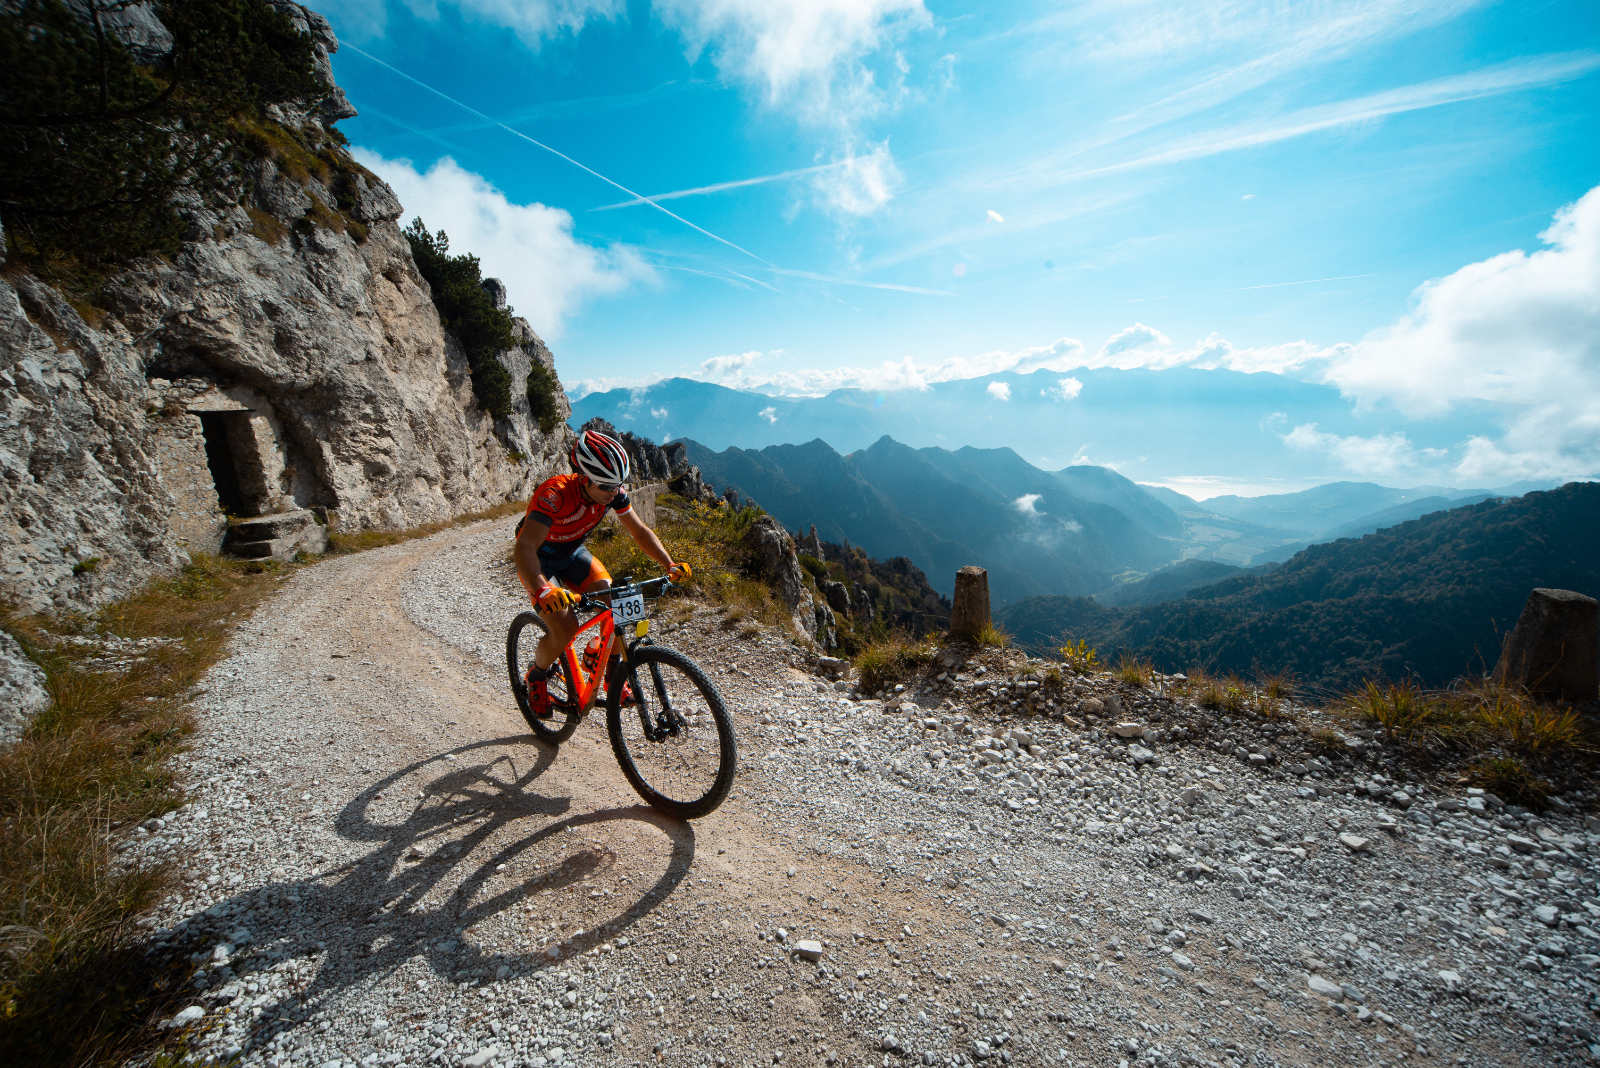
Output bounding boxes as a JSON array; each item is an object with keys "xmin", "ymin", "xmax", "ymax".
[{"xmin": 0, "ymin": 2, "xmax": 570, "ymax": 611}]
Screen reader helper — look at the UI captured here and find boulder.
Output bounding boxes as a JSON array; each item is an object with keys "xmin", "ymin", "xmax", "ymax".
[
  {"xmin": 950, "ymin": 566, "xmax": 991, "ymax": 639},
  {"xmin": 1495, "ymin": 588, "xmax": 1599, "ymax": 701},
  {"xmin": 0, "ymin": 631, "xmax": 50, "ymax": 749}
]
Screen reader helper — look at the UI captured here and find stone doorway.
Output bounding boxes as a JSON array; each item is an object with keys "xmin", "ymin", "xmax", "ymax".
[{"xmin": 197, "ymin": 412, "xmax": 250, "ymax": 516}]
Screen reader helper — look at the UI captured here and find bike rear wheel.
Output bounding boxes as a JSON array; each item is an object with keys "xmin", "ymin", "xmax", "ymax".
[
  {"xmin": 606, "ymin": 646, "xmax": 737, "ymax": 819},
  {"xmin": 507, "ymin": 611, "xmax": 581, "ymax": 744}
]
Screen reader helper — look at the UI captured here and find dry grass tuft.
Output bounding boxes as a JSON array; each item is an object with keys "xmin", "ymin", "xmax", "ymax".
[
  {"xmin": 971, "ymin": 623, "xmax": 1011, "ymax": 649},
  {"xmin": 1, "ymin": 553, "xmax": 292, "ymax": 1066},
  {"xmin": 1113, "ymin": 653, "xmax": 1155, "ymax": 688},
  {"xmin": 1473, "ymin": 756, "xmax": 1551, "ymax": 810},
  {"xmin": 854, "ymin": 633, "xmax": 937, "ymax": 695}
]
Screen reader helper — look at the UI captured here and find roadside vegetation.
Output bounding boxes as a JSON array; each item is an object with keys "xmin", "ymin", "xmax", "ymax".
[{"xmin": 1, "ymin": 555, "xmax": 299, "ymax": 1066}]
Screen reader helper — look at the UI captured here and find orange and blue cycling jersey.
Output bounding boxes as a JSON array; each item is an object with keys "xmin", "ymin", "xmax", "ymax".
[{"xmin": 519, "ymin": 474, "xmax": 632, "ymax": 593}]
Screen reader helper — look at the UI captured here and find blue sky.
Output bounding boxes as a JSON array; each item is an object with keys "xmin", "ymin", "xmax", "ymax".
[{"xmin": 317, "ymin": 0, "xmax": 1599, "ymax": 495}]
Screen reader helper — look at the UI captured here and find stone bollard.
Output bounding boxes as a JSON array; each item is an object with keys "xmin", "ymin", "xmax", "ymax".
[
  {"xmin": 950, "ymin": 566, "xmax": 991, "ymax": 640},
  {"xmin": 1495, "ymin": 588, "xmax": 1599, "ymax": 701}
]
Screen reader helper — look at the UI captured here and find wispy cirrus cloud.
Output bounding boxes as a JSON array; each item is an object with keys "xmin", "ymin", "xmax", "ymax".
[{"xmin": 1034, "ymin": 51, "xmax": 1600, "ymax": 187}]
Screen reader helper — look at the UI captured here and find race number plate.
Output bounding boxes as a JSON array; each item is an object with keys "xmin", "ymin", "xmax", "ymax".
[{"xmin": 611, "ymin": 592, "xmax": 646, "ymax": 627}]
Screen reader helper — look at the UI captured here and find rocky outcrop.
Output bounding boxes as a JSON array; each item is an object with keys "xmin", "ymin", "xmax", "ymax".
[
  {"xmin": 0, "ymin": 3, "xmax": 568, "ymax": 611},
  {"xmin": 741, "ymin": 514, "xmax": 817, "ymax": 643}
]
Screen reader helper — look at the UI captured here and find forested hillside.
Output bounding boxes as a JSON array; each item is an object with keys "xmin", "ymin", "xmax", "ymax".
[{"xmin": 996, "ymin": 483, "xmax": 1600, "ymax": 692}]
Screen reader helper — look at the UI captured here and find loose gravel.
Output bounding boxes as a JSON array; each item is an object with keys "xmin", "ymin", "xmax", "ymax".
[{"xmin": 122, "ymin": 519, "xmax": 1598, "ymax": 1068}]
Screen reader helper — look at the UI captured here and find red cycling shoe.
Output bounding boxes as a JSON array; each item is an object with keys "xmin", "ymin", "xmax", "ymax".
[{"xmin": 524, "ymin": 669, "xmax": 555, "ymax": 719}]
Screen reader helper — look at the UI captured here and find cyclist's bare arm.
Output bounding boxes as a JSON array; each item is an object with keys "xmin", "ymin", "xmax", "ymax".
[
  {"xmin": 617, "ymin": 509, "xmax": 675, "ymax": 572},
  {"xmin": 513, "ymin": 516, "xmax": 552, "ymax": 602}
]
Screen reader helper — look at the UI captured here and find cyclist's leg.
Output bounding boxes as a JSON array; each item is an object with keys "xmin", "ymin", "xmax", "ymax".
[
  {"xmin": 573, "ymin": 553, "xmax": 622, "ymax": 662},
  {"xmin": 532, "ymin": 551, "xmax": 586, "ymax": 670}
]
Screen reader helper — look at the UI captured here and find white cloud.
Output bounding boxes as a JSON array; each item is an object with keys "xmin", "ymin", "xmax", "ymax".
[
  {"xmin": 758, "ymin": 405, "xmax": 779, "ymax": 424},
  {"xmin": 355, "ymin": 150, "xmax": 651, "ymax": 339},
  {"xmin": 564, "ymin": 372, "xmax": 665, "ymax": 399},
  {"xmin": 654, "ymin": 0, "xmax": 931, "ymax": 127},
  {"xmin": 987, "ymin": 381, "xmax": 1012, "ymax": 401},
  {"xmin": 1013, "ymin": 493, "xmax": 1042, "ymax": 515},
  {"xmin": 1322, "ymin": 183, "xmax": 1600, "ymax": 483},
  {"xmin": 1044, "ymin": 377, "xmax": 1083, "ymax": 401},
  {"xmin": 325, "ymin": 0, "xmax": 623, "ymax": 46},
  {"xmin": 1283, "ymin": 424, "xmax": 1445, "ymax": 477},
  {"xmin": 811, "ymin": 141, "xmax": 901, "ymax": 216},
  {"xmin": 699, "ymin": 350, "xmax": 763, "ymax": 377},
  {"xmin": 650, "ymin": 406, "xmax": 669, "ymax": 418}
]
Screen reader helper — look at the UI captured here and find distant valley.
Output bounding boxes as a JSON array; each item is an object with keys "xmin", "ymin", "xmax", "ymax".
[{"xmin": 666, "ymin": 433, "xmax": 1556, "ymax": 610}]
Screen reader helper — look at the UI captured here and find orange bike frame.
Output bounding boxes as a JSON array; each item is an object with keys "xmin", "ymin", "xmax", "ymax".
[{"xmin": 561, "ymin": 608, "xmax": 620, "ymax": 713}]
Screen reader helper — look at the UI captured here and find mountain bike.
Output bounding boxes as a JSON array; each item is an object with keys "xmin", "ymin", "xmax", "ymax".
[{"xmin": 505, "ymin": 576, "xmax": 737, "ymax": 819}]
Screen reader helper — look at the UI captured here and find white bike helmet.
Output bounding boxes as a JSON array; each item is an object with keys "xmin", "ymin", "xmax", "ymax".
[{"xmin": 571, "ymin": 429, "xmax": 630, "ymax": 486}]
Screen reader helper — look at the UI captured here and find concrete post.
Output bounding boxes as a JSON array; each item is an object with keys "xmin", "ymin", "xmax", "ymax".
[
  {"xmin": 950, "ymin": 566, "xmax": 991, "ymax": 640},
  {"xmin": 1495, "ymin": 588, "xmax": 1599, "ymax": 701}
]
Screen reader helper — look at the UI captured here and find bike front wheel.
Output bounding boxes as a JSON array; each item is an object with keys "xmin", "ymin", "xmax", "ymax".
[
  {"xmin": 606, "ymin": 646, "xmax": 737, "ymax": 819},
  {"xmin": 507, "ymin": 612, "xmax": 581, "ymax": 744}
]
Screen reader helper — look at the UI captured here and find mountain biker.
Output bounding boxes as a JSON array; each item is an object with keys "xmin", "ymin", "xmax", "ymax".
[{"xmin": 513, "ymin": 429, "xmax": 691, "ymax": 717}]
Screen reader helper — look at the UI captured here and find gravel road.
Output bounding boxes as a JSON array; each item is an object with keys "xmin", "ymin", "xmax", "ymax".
[{"xmin": 124, "ymin": 519, "xmax": 1599, "ymax": 1068}]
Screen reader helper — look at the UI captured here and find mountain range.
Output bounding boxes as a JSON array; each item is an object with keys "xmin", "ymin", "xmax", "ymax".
[
  {"xmin": 991, "ymin": 482, "xmax": 1600, "ymax": 691},
  {"xmin": 671, "ymin": 434, "xmax": 1557, "ymax": 608},
  {"xmin": 569, "ymin": 371, "xmax": 1496, "ymax": 488}
]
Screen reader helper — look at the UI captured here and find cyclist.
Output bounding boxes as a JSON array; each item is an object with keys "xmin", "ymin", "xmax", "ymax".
[{"xmin": 513, "ymin": 429, "xmax": 691, "ymax": 717}]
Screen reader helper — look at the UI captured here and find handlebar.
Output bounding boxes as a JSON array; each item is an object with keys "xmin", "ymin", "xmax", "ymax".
[{"xmin": 574, "ymin": 575, "xmax": 674, "ymax": 615}]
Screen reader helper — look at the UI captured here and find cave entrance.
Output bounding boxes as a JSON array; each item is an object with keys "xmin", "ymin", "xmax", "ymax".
[{"xmin": 197, "ymin": 412, "xmax": 250, "ymax": 516}]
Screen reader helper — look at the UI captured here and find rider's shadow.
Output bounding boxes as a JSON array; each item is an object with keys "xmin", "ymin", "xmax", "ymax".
[{"xmin": 177, "ymin": 735, "xmax": 695, "ymax": 1051}]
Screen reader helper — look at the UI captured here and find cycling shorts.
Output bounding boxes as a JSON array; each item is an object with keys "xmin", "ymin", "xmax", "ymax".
[{"xmin": 537, "ymin": 543, "xmax": 610, "ymax": 594}]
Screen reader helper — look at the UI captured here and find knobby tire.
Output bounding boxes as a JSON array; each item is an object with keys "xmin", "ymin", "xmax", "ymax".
[{"xmin": 606, "ymin": 645, "xmax": 737, "ymax": 819}]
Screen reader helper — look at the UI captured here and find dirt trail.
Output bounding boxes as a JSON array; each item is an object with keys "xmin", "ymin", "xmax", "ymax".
[{"xmin": 133, "ymin": 520, "xmax": 1581, "ymax": 1068}]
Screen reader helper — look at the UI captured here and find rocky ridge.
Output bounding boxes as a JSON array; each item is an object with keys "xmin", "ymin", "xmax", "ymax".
[{"xmin": 110, "ymin": 523, "xmax": 1598, "ymax": 1068}]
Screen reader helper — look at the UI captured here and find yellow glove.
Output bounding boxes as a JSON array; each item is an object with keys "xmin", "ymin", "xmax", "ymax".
[
  {"xmin": 535, "ymin": 585, "xmax": 579, "ymax": 612},
  {"xmin": 668, "ymin": 562, "xmax": 692, "ymax": 583}
]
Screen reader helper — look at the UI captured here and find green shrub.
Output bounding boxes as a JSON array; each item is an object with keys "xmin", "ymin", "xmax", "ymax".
[
  {"xmin": 1059, "ymin": 638, "xmax": 1098, "ymax": 675},
  {"xmin": 0, "ymin": 0, "xmax": 321, "ymax": 276},
  {"xmin": 526, "ymin": 359, "xmax": 564, "ymax": 436},
  {"xmin": 403, "ymin": 218, "xmax": 517, "ymax": 420}
]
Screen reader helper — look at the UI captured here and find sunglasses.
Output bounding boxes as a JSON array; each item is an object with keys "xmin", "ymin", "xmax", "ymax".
[{"xmin": 592, "ymin": 480, "xmax": 625, "ymax": 494}]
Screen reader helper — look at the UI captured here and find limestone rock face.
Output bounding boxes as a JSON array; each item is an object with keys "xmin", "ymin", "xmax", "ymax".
[
  {"xmin": 742, "ymin": 514, "xmax": 816, "ymax": 641},
  {"xmin": 1495, "ymin": 588, "xmax": 1599, "ymax": 701},
  {"xmin": 0, "ymin": 6, "xmax": 570, "ymax": 611}
]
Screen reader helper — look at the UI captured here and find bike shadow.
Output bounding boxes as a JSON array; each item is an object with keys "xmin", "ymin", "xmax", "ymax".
[{"xmin": 169, "ymin": 734, "xmax": 695, "ymax": 1051}]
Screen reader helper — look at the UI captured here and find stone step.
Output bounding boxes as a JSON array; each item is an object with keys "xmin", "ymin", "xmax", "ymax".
[
  {"xmin": 227, "ymin": 509, "xmax": 317, "ymax": 543},
  {"xmin": 224, "ymin": 509, "xmax": 328, "ymax": 561}
]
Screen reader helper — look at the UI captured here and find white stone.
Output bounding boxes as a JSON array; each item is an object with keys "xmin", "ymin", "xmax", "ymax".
[
  {"xmin": 1112, "ymin": 722, "xmax": 1144, "ymax": 738},
  {"xmin": 1308, "ymin": 975, "xmax": 1343, "ymax": 998},
  {"xmin": 1338, "ymin": 833, "xmax": 1370, "ymax": 852},
  {"xmin": 461, "ymin": 1045, "xmax": 500, "ymax": 1067},
  {"xmin": 793, "ymin": 940, "xmax": 824, "ymax": 960},
  {"xmin": 169, "ymin": 1005, "xmax": 206, "ymax": 1027},
  {"xmin": 1438, "ymin": 970, "xmax": 1463, "ymax": 992}
]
